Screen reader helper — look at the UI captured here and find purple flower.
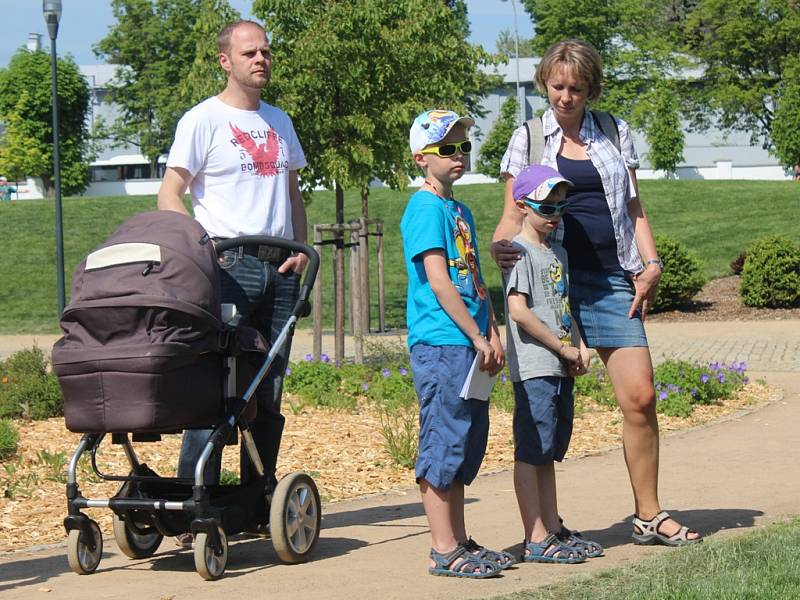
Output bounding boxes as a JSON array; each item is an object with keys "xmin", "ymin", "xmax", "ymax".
[
  {"xmin": 285, "ymin": 367, "xmax": 292, "ymax": 376},
  {"xmin": 500, "ymin": 373, "xmax": 508, "ymax": 383},
  {"xmin": 700, "ymin": 374, "xmax": 710, "ymax": 384},
  {"xmin": 741, "ymin": 361, "xmax": 748, "ymax": 370},
  {"xmin": 743, "ymin": 377, "xmax": 749, "ymax": 385},
  {"xmin": 667, "ymin": 384, "xmax": 679, "ymax": 392},
  {"xmin": 659, "ymin": 391, "xmax": 668, "ymax": 401},
  {"xmin": 709, "ymin": 362, "xmax": 720, "ymax": 371},
  {"xmin": 691, "ymin": 388, "xmax": 698, "ymax": 397},
  {"xmin": 362, "ymin": 383, "xmax": 369, "ymax": 391},
  {"xmin": 304, "ymin": 353, "xmax": 313, "ymax": 362},
  {"xmin": 717, "ymin": 373, "xmax": 726, "ymax": 383},
  {"xmin": 381, "ymin": 368, "xmax": 391, "ymax": 378},
  {"xmin": 656, "ymin": 383, "xmax": 662, "ymax": 391},
  {"xmin": 400, "ymin": 367, "xmax": 408, "ymax": 376},
  {"xmin": 321, "ymin": 353, "xmax": 330, "ymax": 363}
]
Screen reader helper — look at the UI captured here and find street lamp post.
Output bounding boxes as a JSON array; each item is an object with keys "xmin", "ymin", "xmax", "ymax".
[
  {"xmin": 43, "ymin": 0, "xmax": 65, "ymax": 317},
  {"xmin": 502, "ymin": 0, "xmax": 525, "ymax": 125}
]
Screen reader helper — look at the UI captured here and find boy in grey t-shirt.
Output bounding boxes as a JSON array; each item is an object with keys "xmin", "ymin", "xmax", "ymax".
[{"xmin": 504, "ymin": 165, "xmax": 602, "ymax": 564}]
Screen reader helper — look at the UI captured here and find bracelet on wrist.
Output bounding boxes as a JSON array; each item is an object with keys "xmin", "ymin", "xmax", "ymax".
[{"xmin": 645, "ymin": 257, "xmax": 664, "ymax": 270}]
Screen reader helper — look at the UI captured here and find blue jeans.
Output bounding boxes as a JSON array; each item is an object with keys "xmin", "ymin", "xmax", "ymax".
[{"xmin": 177, "ymin": 250, "xmax": 300, "ymax": 487}]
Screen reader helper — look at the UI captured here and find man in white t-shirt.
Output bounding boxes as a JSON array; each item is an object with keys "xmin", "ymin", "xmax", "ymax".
[{"xmin": 158, "ymin": 20, "xmax": 307, "ymax": 542}]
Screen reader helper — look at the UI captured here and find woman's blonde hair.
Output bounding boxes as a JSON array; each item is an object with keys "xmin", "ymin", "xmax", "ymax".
[{"xmin": 533, "ymin": 39, "xmax": 604, "ymax": 103}]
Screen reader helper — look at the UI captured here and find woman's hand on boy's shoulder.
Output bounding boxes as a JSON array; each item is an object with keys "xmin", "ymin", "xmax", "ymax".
[{"xmin": 491, "ymin": 239, "xmax": 522, "ymax": 270}]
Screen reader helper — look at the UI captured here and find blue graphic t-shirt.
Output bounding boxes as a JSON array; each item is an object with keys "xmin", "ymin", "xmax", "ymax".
[{"xmin": 400, "ymin": 190, "xmax": 488, "ymax": 348}]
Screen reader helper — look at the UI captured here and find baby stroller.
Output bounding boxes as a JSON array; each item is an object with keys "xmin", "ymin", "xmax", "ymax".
[{"xmin": 52, "ymin": 211, "xmax": 321, "ymax": 580}]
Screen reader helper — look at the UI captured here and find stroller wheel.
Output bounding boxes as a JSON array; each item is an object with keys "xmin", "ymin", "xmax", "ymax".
[
  {"xmin": 270, "ymin": 472, "xmax": 321, "ymax": 564},
  {"xmin": 194, "ymin": 526, "xmax": 228, "ymax": 580},
  {"xmin": 112, "ymin": 513, "xmax": 163, "ymax": 559},
  {"xmin": 67, "ymin": 519, "xmax": 103, "ymax": 575}
]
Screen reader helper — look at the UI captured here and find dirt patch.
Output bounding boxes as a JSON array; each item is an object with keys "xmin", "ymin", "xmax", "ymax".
[
  {"xmin": 648, "ymin": 276, "xmax": 800, "ymax": 323},
  {"xmin": 0, "ymin": 382, "xmax": 778, "ymax": 553}
]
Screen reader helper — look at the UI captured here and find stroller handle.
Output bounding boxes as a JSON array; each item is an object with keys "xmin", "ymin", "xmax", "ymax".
[{"xmin": 214, "ymin": 236, "xmax": 320, "ymax": 318}]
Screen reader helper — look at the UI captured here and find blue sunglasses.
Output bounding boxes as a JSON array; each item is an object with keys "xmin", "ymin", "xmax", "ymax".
[{"xmin": 522, "ymin": 199, "xmax": 569, "ymax": 217}]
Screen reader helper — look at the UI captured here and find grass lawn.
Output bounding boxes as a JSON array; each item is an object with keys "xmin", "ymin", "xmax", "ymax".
[
  {"xmin": 0, "ymin": 180, "xmax": 797, "ymax": 334},
  {"xmin": 493, "ymin": 517, "xmax": 800, "ymax": 600}
]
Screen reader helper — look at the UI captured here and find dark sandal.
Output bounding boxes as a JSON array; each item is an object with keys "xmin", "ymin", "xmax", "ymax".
[
  {"xmin": 428, "ymin": 545, "xmax": 501, "ymax": 578},
  {"xmin": 462, "ymin": 537, "xmax": 516, "ymax": 569},
  {"xmin": 522, "ymin": 534, "xmax": 586, "ymax": 564},
  {"xmin": 632, "ymin": 511, "xmax": 703, "ymax": 546},
  {"xmin": 557, "ymin": 525, "xmax": 604, "ymax": 558}
]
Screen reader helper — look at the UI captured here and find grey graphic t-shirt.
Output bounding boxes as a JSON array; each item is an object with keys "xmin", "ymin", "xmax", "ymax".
[{"xmin": 504, "ymin": 236, "xmax": 574, "ymax": 381}]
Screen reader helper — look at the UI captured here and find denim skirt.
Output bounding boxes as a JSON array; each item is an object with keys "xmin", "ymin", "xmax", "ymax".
[{"xmin": 569, "ymin": 269, "xmax": 648, "ymax": 349}]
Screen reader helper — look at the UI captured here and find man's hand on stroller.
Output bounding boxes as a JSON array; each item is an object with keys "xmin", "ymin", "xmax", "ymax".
[{"xmin": 278, "ymin": 252, "xmax": 308, "ymax": 274}]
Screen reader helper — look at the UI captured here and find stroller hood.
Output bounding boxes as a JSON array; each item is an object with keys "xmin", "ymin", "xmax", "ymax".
[{"xmin": 53, "ymin": 211, "xmax": 228, "ymax": 432}]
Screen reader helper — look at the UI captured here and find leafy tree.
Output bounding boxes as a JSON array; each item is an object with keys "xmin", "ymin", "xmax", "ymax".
[
  {"xmin": 521, "ymin": 0, "xmax": 690, "ymax": 173},
  {"xmin": 495, "ymin": 29, "xmax": 536, "ymax": 57},
  {"xmin": 681, "ymin": 0, "xmax": 800, "ymax": 163},
  {"xmin": 178, "ymin": 0, "xmax": 241, "ymax": 108},
  {"xmin": 253, "ymin": 0, "xmax": 498, "ymax": 219},
  {"xmin": 94, "ymin": 0, "xmax": 202, "ymax": 169},
  {"xmin": 476, "ymin": 95, "xmax": 519, "ymax": 180},
  {"xmin": 0, "ymin": 50, "xmax": 92, "ymax": 196},
  {"xmin": 771, "ymin": 56, "xmax": 800, "ymax": 169}
]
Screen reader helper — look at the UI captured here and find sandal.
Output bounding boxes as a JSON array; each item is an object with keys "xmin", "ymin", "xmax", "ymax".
[
  {"xmin": 557, "ymin": 524, "xmax": 604, "ymax": 558},
  {"xmin": 522, "ymin": 534, "xmax": 586, "ymax": 564},
  {"xmin": 462, "ymin": 537, "xmax": 516, "ymax": 569},
  {"xmin": 632, "ymin": 511, "xmax": 703, "ymax": 546},
  {"xmin": 428, "ymin": 545, "xmax": 501, "ymax": 578}
]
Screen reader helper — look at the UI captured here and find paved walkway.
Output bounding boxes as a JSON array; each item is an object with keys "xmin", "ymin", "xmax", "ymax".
[
  {"xmin": 5, "ymin": 319, "xmax": 799, "ymax": 372},
  {"xmin": 0, "ymin": 320, "xmax": 798, "ymax": 599}
]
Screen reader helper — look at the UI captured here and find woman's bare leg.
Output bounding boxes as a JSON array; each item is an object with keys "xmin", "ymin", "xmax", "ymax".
[{"xmin": 597, "ymin": 346, "xmax": 699, "ymax": 539}]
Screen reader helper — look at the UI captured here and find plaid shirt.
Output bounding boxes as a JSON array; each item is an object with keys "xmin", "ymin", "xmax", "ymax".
[{"xmin": 500, "ymin": 107, "xmax": 644, "ymax": 273}]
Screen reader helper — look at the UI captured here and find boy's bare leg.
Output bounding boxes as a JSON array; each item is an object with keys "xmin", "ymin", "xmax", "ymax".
[
  {"xmin": 513, "ymin": 462, "xmax": 548, "ymax": 542},
  {"xmin": 535, "ymin": 462, "xmax": 561, "ymax": 534},
  {"xmin": 420, "ymin": 479, "xmax": 459, "ymax": 561},
  {"xmin": 448, "ymin": 481, "xmax": 468, "ymax": 543}
]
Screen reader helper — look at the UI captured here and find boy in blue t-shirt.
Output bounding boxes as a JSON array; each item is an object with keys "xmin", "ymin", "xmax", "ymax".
[{"xmin": 401, "ymin": 109, "xmax": 511, "ymax": 578}]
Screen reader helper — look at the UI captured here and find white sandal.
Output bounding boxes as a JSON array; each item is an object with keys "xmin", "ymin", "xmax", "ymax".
[{"xmin": 632, "ymin": 511, "xmax": 702, "ymax": 546}]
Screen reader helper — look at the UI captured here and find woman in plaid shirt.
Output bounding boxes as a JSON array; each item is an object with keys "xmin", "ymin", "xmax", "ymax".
[{"xmin": 492, "ymin": 39, "xmax": 702, "ymax": 548}]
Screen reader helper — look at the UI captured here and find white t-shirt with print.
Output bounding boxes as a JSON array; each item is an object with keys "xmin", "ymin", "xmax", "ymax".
[{"xmin": 166, "ymin": 96, "xmax": 307, "ymax": 239}]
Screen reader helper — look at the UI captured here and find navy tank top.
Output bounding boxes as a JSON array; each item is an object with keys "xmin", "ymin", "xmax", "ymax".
[{"xmin": 556, "ymin": 155, "xmax": 621, "ymax": 271}]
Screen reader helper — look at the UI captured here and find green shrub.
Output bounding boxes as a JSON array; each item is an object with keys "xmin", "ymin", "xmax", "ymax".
[
  {"xmin": 283, "ymin": 359, "xmax": 342, "ymax": 405},
  {"xmin": 379, "ymin": 407, "xmax": 418, "ymax": 469},
  {"xmin": 740, "ymin": 235, "xmax": 800, "ymax": 308},
  {"xmin": 489, "ymin": 372, "xmax": 515, "ymax": 413},
  {"xmin": 652, "ymin": 235, "xmax": 707, "ymax": 311},
  {"xmin": 364, "ymin": 366, "xmax": 417, "ymax": 412},
  {"xmin": 574, "ymin": 363, "xmax": 616, "ymax": 407},
  {"xmin": 0, "ymin": 419, "xmax": 19, "ymax": 460},
  {"xmin": 0, "ymin": 347, "xmax": 63, "ymax": 419},
  {"xmin": 654, "ymin": 359, "xmax": 748, "ymax": 417}
]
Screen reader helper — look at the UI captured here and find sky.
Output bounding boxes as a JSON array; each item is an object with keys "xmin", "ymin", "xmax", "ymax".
[{"xmin": 0, "ymin": 0, "xmax": 535, "ymax": 68}]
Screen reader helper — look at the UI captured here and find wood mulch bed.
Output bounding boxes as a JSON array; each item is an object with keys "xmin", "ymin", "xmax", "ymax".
[
  {"xmin": 1, "ymin": 274, "xmax": 793, "ymax": 552},
  {"xmin": 0, "ymin": 381, "xmax": 778, "ymax": 553}
]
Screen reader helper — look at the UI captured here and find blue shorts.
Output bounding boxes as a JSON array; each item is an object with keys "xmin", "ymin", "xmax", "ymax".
[
  {"xmin": 569, "ymin": 269, "xmax": 648, "ymax": 349},
  {"xmin": 513, "ymin": 376, "xmax": 574, "ymax": 465},
  {"xmin": 410, "ymin": 344, "xmax": 489, "ymax": 490}
]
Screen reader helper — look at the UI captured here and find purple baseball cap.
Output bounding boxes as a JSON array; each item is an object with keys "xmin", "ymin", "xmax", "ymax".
[{"xmin": 512, "ymin": 164, "xmax": 572, "ymax": 202}]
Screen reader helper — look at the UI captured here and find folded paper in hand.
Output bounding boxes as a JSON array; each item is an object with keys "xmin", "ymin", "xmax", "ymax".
[{"xmin": 459, "ymin": 351, "xmax": 498, "ymax": 401}]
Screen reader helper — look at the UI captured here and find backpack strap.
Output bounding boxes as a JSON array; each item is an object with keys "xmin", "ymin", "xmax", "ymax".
[
  {"xmin": 524, "ymin": 116, "xmax": 545, "ymax": 166},
  {"xmin": 590, "ymin": 110, "xmax": 621, "ymax": 153},
  {"xmin": 524, "ymin": 110, "xmax": 621, "ymax": 166}
]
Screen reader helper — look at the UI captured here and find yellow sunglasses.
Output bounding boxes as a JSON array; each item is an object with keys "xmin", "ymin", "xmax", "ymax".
[{"xmin": 419, "ymin": 140, "xmax": 472, "ymax": 157}]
